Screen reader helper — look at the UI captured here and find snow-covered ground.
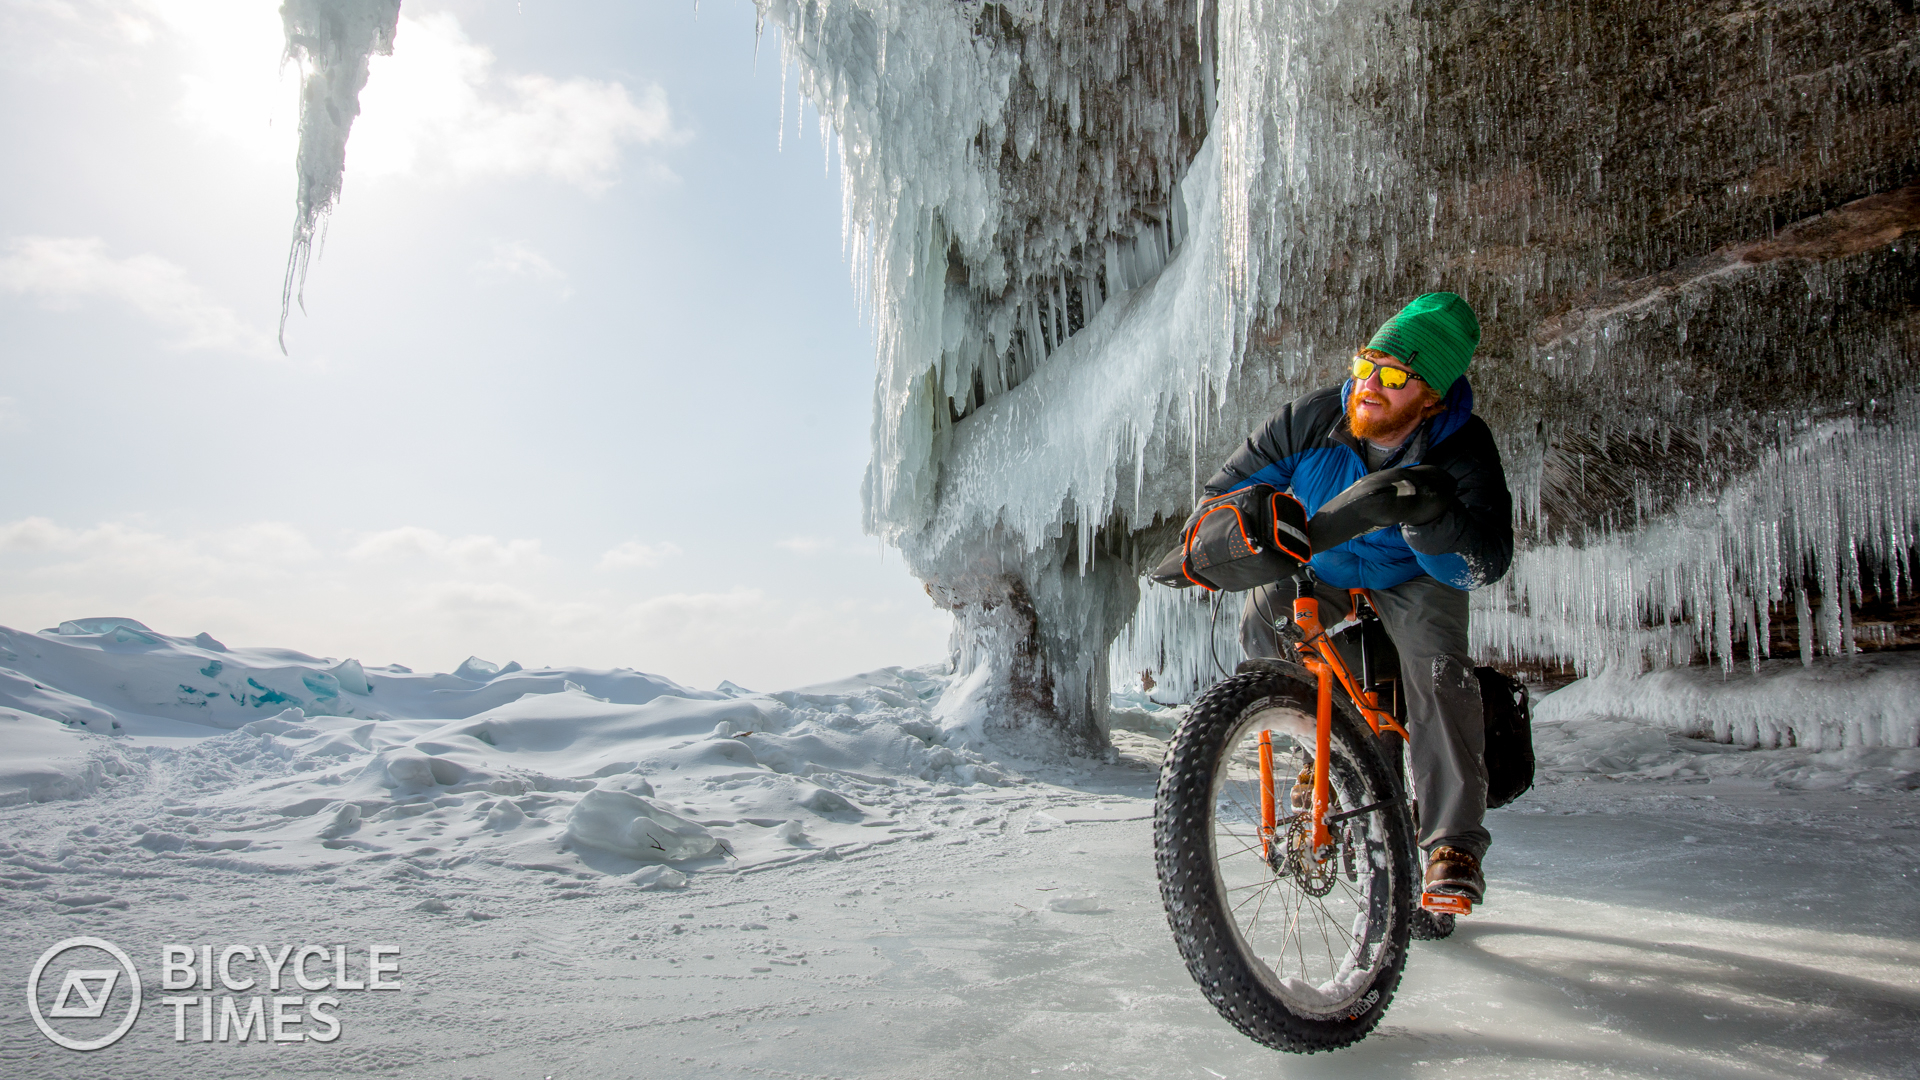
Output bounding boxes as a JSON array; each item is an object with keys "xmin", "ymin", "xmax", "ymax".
[{"xmin": 3, "ymin": 620, "xmax": 1917, "ymax": 1078}]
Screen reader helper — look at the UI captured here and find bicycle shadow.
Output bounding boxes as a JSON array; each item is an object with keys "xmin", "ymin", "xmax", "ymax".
[{"xmin": 1354, "ymin": 915, "xmax": 1920, "ymax": 1077}]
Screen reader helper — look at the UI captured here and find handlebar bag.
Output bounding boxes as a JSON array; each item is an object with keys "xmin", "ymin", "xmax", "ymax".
[{"xmin": 1148, "ymin": 484, "xmax": 1311, "ymax": 592}]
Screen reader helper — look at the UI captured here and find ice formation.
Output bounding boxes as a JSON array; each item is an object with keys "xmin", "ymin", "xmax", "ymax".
[
  {"xmin": 749, "ymin": 0, "xmax": 1920, "ymax": 738},
  {"xmin": 276, "ymin": 1, "xmax": 1920, "ymax": 744},
  {"xmin": 1479, "ymin": 404, "xmax": 1920, "ymax": 677},
  {"xmin": 1536, "ymin": 651, "xmax": 1920, "ymax": 755},
  {"xmin": 278, "ymin": 0, "xmax": 401, "ymax": 351}
]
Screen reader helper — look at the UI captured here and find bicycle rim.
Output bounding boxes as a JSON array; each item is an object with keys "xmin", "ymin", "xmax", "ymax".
[{"xmin": 1209, "ymin": 697, "xmax": 1399, "ymax": 1018}]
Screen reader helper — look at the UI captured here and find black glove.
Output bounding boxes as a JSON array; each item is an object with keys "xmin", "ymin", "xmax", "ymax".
[{"xmin": 1306, "ymin": 465, "xmax": 1458, "ymax": 551}]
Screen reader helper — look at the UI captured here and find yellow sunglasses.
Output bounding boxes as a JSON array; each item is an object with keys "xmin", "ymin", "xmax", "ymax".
[{"xmin": 1351, "ymin": 356, "xmax": 1426, "ymax": 390}]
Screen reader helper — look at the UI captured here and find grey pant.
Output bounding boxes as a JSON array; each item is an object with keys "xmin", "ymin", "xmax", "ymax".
[{"xmin": 1240, "ymin": 574, "xmax": 1490, "ymax": 860}]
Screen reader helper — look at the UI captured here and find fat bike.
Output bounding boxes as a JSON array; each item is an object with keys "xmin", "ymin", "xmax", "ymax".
[{"xmin": 1153, "ymin": 572, "xmax": 1461, "ymax": 1052}]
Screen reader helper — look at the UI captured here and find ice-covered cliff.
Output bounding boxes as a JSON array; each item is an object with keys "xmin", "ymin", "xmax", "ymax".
[
  {"xmin": 282, "ymin": 1, "xmax": 1920, "ymax": 753},
  {"xmin": 753, "ymin": 0, "xmax": 1920, "ymax": 750}
]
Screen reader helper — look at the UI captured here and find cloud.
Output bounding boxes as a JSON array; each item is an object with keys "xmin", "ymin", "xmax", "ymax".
[
  {"xmin": 477, "ymin": 241, "xmax": 570, "ymax": 297},
  {"xmin": 5, "ymin": 4, "xmax": 677, "ymax": 191},
  {"xmin": 0, "ymin": 517, "xmax": 951, "ymax": 693},
  {"xmin": 349, "ymin": 12, "xmax": 686, "ymax": 190},
  {"xmin": 0, "ymin": 517, "xmax": 77, "ymax": 553},
  {"xmin": 347, "ymin": 527, "xmax": 544, "ymax": 570},
  {"xmin": 620, "ymin": 588, "xmax": 764, "ymax": 628},
  {"xmin": 0, "ymin": 518, "xmax": 319, "ymax": 588},
  {"xmin": 0, "ymin": 0, "xmax": 167, "ymax": 75},
  {"xmin": 152, "ymin": 0, "xmax": 299, "ymax": 162},
  {"xmin": 208, "ymin": 522, "xmax": 320, "ymax": 565},
  {"xmin": 420, "ymin": 579, "xmax": 542, "ymax": 616},
  {"xmin": 598, "ymin": 541, "xmax": 681, "ymax": 570},
  {"xmin": 775, "ymin": 536, "xmax": 837, "ymax": 555},
  {"xmin": 0, "ymin": 236, "xmax": 274, "ymax": 356}
]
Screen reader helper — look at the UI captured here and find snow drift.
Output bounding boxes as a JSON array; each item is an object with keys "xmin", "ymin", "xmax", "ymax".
[{"xmin": 0, "ymin": 619, "xmax": 1024, "ymax": 877}]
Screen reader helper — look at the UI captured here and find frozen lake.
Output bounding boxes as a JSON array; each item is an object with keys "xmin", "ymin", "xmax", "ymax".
[{"xmin": 5, "ymin": 731, "xmax": 1916, "ymax": 1080}]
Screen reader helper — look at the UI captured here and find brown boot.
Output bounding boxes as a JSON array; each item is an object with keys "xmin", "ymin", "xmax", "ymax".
[{"xmin": 1423, "ymin": 846, "xmax": 1485, "ymax": 903}]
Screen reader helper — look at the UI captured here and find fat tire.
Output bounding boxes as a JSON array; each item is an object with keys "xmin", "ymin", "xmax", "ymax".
[
  {"xmin": 1409, "ymin": 908, "xmax": 1456, "ymax": 940},
  {"xmin": 1154, "ymin": 670, "xmax": 1415, "ymax": 1052}
]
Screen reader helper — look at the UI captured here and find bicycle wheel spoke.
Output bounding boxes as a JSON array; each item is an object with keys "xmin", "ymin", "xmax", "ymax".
[
  {"xmin": 1226, "ymin": 764, "xmax": 1368, "ymax": 985},
  {"xmin": 1246, "ymin": 874, "xmax": 1276, "ymax": 940},
  {"xmin": 1230, "ymin": 877, "xmax": 1281, "ymax": 912},
  {"xmin": 1215, "ymin": 828, "xmax": 1270, "ymax": 864}
]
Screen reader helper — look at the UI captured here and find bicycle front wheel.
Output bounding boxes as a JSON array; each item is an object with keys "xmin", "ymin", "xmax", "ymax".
[{"xmin": 1154, "ymin": 667, "xmax": 1415, "ymax": 1052}]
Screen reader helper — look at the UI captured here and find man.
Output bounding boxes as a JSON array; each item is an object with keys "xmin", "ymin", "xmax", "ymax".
[{"xmin": 1202, "ymin": 292, "xmax": 1513, "ymax": 903}]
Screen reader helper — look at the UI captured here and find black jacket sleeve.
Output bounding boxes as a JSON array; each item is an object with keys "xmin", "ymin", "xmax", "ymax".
[
  {"xmin": 1202, "ymin": 387, "xmax": 1341, "ymax": 497},
  {"xmin": 1400, "ymin": 415, "xmax": 1514, "ymax": 587}
]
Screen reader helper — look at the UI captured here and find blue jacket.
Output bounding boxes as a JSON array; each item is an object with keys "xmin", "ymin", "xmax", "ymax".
[{"xmin": 1203, "ymin": 379, "xmax": 1513, "ymax": 591}]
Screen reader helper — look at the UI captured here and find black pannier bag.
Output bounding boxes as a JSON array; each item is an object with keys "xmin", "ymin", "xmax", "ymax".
[
  {"xmin": 1149, "ymin": 484, "xmax": 1311, "ymax": 592},
  {"xmin": 1474, "ymin": 667, "xmax": 1534, "ymax": 808}
]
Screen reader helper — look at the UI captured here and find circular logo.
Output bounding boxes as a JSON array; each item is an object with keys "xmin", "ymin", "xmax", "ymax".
[{"xmin": 27, "ymin": 937, "xmax": 142, "ymax": 1051}]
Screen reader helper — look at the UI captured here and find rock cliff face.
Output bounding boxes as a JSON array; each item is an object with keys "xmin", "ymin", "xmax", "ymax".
[{"xmin": 740, "ymin": 0, "xmax": 1920, "ymax": 751}]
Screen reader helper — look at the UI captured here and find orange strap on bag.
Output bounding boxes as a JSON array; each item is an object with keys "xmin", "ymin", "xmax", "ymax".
[{"xmin": 1149, "ymin": 484, "xmax": 1312, "ymax": 592}]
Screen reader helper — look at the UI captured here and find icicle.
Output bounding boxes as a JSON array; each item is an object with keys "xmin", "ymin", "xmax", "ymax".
[{"xmin": 277, "ymin": 0, "xmax": 402, "ymax": 353}]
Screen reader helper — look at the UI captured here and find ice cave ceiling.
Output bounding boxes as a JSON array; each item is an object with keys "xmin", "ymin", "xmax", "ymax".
[{"xmin": 284, "ymin": 0, "xmax": 1920, "ymax": 747}]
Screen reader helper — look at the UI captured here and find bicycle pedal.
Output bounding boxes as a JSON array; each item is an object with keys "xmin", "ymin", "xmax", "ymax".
[{"xmin": 1420, "ymin": 892, "xmax": 1472, "ymax": 916}]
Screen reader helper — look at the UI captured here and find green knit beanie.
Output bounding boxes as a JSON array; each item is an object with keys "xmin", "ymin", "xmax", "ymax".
[{"xmin": 1365, "ymin": 293, "xmax": 1480, "ymax": 394}]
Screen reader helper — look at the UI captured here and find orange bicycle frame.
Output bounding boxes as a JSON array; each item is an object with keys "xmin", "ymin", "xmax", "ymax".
[
  {"xmin": 1261, "ymin": 587, "xmax": 1409, "ymax": 855},
  {"xmin": 1250, "ymin": 580, "xmax": 1469, "ymax": 914}
]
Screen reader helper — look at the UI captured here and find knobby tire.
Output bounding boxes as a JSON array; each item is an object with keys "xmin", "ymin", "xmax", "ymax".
[{"xmin": 1153, "ymin": 669, "xmax": 1415, "ymax": 1052}]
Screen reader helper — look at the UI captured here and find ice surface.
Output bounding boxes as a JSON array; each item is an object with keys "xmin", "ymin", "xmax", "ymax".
[
  {"xmin": 566, "ymin": 785, "xmax": 719, "ymax": 864},
  {"xmin": 3, "ymin": 623, "xmax": 1915, "ymax": 1076},
  {"xmin": 0, "ymin": 709, "xmax": 141, "ymax": 807},
  {"xmin": 0, "ymin": 622, "xmax": 718, "ymax": 733}
]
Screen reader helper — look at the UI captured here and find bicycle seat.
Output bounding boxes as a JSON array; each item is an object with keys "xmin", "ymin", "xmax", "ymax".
[{"xmin": 1307, "ymin": 465, "xmax": 1457, "ymax": 551}]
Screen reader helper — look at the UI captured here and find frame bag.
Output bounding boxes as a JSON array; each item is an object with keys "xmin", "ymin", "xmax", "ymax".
[
  {"xmin": 1474, "ymin": 667, "xmax": 1534, "ymax": 808},
  {"xmin": 1149, "ymin": 484, "xmax": 1312, "ymax": 592}
]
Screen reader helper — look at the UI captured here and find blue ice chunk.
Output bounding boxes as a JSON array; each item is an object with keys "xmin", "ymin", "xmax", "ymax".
[
  {"xmin": 301, "ymin": 671, "xmax": 342, "ymax": 700},
  {"xmin": 244, "ymin": 677, "xmax": 299, "ymax": 708},
  {"xmin": 453, "ymin": 656, "xmax": 501, "ymax": 681},
  {"xmin": 329, "ymin": 659, "xmax": 371, "ymax": 695},
  {"xmin": 56, "ymin": 617, "xmax": 154, "ymax": 636}
]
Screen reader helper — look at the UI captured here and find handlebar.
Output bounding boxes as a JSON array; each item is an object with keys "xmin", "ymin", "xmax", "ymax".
[{"xmin": 1305, "ymin": 465, "xmax": 1457, "ymax": 552}]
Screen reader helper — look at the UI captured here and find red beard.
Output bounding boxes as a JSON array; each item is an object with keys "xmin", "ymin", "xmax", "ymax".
[{"xmin": 1347, "ymin": 387, "xmax": 1433, "ymax": 442}]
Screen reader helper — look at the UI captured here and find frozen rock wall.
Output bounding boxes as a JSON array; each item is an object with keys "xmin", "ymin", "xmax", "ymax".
[
  {"xmin": 759, "ymin": 0, "xmax": 1920, "ymax": 746},
  {"xmin": 754, "ymin": 0, "xmax": 1224, "ymax": 752}
]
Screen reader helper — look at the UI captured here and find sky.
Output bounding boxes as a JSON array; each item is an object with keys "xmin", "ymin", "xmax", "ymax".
[{"xmin": 0, "ymin": 0, "xmax": 952, "ymax": 691}]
